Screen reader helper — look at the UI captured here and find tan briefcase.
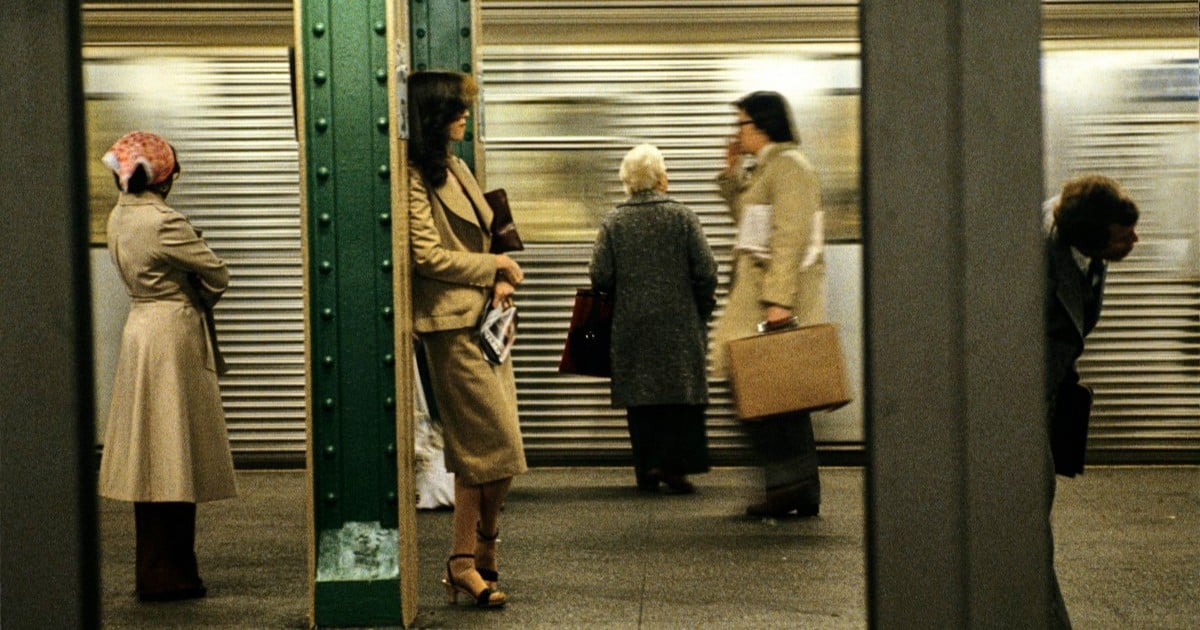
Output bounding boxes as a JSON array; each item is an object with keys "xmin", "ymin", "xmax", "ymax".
[{"xmin": 726, "ymin": 322, "xmax": 852, "ymax": 420}]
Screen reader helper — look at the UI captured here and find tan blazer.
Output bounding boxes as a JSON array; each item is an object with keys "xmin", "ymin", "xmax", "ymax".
[
  {"xmin": 409, "ymin": 156, "xmax": 499, "ymax": 333},
  {"xmin": 99, "ymin": 192, "xmax": 237, "ymax": 503},
  {"xmin": 710, "ymin": 142, "xmax": 827, "ymax": 377}
]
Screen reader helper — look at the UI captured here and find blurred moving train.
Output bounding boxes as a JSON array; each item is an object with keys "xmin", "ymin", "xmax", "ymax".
[{"xmin": 81, "ymin": 1, "xmax": 1199, "ymax": 466}]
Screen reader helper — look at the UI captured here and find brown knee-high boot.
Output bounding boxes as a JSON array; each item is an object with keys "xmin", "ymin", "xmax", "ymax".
[{"xmin": 135, "ymin": 502, "xmax": 206, "ymax": 601}]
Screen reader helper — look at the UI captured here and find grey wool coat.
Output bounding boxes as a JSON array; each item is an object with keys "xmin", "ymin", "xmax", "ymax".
[
  {"xmin": 99, "ymin": 192, "xmax": 237, "ymax": 503},
  {"xmin": 589, "ymin": 190, "xmax": 718, "ymax": 408}
]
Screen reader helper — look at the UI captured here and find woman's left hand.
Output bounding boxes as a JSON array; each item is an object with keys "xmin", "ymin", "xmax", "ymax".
[{"xmin": 492, "ymin": 279, "xmax": 516, "ymax": 308}]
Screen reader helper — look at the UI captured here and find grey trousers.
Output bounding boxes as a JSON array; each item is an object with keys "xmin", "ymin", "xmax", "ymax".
[{"xmin": 743, "ymin": 411, "xmax": 821, "ymax": 502}]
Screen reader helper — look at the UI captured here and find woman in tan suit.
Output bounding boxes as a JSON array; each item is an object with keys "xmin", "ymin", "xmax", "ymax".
[
  {"xmin": 99, "ymin": 131, "xmax": 236, "ymax": 600},
  {"xmin": 711, "ymin": 92, "xmax": 827, "ymax": 518},
  {"xmin": 407, "ymin": 71, "xmax": 527, "ymax": 608}
]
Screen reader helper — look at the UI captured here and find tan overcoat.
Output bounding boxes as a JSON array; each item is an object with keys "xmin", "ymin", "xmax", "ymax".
[
  {"xmin": 99, "ymin": 192, "xmax": 237, "ymax": 503},
  {"xmin": 710, "ymin": 142, "xmax": 827, "ymax": 377}
]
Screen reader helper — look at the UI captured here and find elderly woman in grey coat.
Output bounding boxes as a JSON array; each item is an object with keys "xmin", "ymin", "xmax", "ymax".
[{"xmin": 590, "ymin": 143, "xmax": 718, "ymax": 493}]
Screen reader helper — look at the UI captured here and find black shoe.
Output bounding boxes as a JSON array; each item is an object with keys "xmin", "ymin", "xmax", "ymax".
[
  {"xmin": 137, "ymin": 584, "xmax": 207, "ymax": 602},
  {"xmin": 660, "ymin": 474, "xmax": 695, "ymax": 495},
  {"xmin": 443, "ymin": 554, "xmax": 505, "ymax": 608},
  {"xmin": 746, "ymin": 486, "xmax": 819, "ymax": 518}
]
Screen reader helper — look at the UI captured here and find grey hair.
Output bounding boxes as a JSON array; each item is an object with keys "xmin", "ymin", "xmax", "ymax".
[{"xmin": 619, "ymin": 143, "xmax": 666, "ymax": 195}]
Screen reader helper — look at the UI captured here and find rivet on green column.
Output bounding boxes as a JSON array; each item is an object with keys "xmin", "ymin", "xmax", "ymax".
[
  {"xmin": 318, "ymin": 212, "xmax": 332, "ymax": 226},
  {"xmin": 317, "ymin": 166, "xmax": 331, "ymax": 180},
  {"xmin": 322, "ymin": 355, "xmax": 334, "ymax": 367},
  {"xmin": 382, "ymin": 353, "xmax": 394, "ymax": 366},
  {"xmin": 383, "ymin": 396, "xmax": 395, "ymax": 408},
  {"xmin": 378, "ymin": 212, "xmax": 390, "ymax": 225},
  {"xmin": 377, "ymin": 164, "xmax": 390, "ymax": 178},
  {"xmin": 380, "ymin": 259, "xmax": 392, "ymax": 273},
  {"xmin": 321, "ymin": 307, "xmax": 334, "ymax": 320},
  {"xmin": 374, "ymin": 20, "xmax": 386, "ymax": 35},
  {"xmin": 324, "ymin": 493, "xmax": 337, "ymax": 504},
  {"xmin": 315, "ymin": 117, "xmax": 329, "ymax": 132},
  {"xmin": 312, "ymin": 22, "xmax": 326, "ymax": 36},
  {"xmin": 319, "ymin": 260, "xmax": 333, "ymax": 273},
  {"xmin": 460, "ymin": 27, "xmax": 469, "ymax": 37},
  {"xmin": 323, "ymin": 397, "xmax": 335, "ymax": 409},
  {"xmin": 314, "ymin": 69, "xmax": 328, "ymax": 85},
  {"xmin": 324, "ymin": 444, "xmax": 336, "ymax": 457},
  {"xmin": 381, "ymin": 306, "xmax": 393, "ymax": 319},
  {"xmin": 415, "ymin": 28, "xmax": 426, "ymax": 38},
  {"xmin": 376, "ymin": 116, "xmax": 388, "ymax": 131},
  {"xmin": 376, "ymin": 68, "xmax": 387, "ymax": 83}
]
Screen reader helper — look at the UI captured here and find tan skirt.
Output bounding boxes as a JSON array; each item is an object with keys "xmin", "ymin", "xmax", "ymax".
[{"xmin": 420, "ymin": 327, "xmax": 528, "ymax": 485}]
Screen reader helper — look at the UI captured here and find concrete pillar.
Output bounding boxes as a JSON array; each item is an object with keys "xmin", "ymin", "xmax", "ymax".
[
  {"xmin": 861, "ymin": 1, "xmax": 1050, "ymax": 627},
  {"xmin": 0, "ymin": 1, "xmax": 98, "ymax": 628}
]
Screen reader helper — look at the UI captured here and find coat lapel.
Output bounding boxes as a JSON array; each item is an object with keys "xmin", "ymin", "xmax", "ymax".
[
  {"xmin": 443, "ymin": 157, "xmax": 493, "ymax": 232},
  {"xmin": 1051, "ymin": 238, "xmax": 1087, "ymax": 338}
]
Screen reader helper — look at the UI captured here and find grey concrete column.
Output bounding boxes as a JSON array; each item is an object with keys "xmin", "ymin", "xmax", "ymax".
[
  {"xmin": 0, "ymin": 2, "xmax": 98, "ymax": 628},
  {"xmin": 861, "ymin": 2, "xmax": 1048, "ymax": 627}
]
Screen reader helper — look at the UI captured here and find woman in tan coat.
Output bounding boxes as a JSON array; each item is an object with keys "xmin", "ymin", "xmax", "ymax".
[
  {"xmin": 407, "ymin": 71, "xmax": 527, "ymax": 608},
  {"xmin": 711, "ymin": 92, "xmax": 827, "ymax": 518},
  {"xmin": 99, "ymin": 131, "xmax": 236, "ymax": 600}
]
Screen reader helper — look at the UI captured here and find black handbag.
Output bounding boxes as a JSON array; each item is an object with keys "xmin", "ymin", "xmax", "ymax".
[
  {"xmin": 484, "ymin": 188, "xmax": 524, "ymax": 254},
  {"xmin": 557, "ymin": 288, "xmax": 613, "ymax": 377},
  {"xmin": 1050, "ymin": 381, "xmax": 1092, "ymax": 477}
]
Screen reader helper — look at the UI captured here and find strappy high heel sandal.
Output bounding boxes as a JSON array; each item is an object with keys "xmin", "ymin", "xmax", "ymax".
[
  {"xmin": 475, "ymin": 528, "xmax": 500, "ymax": 586},
  {"xmin": 442, "ymin": 554, "xmax": 505, "ymax": 608}
]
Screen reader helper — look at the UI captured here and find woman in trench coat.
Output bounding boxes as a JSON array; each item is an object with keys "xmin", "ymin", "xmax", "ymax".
[
  {"xmin": 407, "ymin": 71, "xmax": 528, "ymax": 609},
  {"xmin": 99, "ymin": 131, "xmax": 237, "ymax": 601},
  {"xmin": 711, "ymin": 91, "xmax": 828, "ymax": 518},
  {"xmin": 590, "ymin": 143, "xmax": 718, "ymax": 494}
]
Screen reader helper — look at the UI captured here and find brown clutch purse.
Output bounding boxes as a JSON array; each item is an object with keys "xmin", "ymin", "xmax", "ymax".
[{"xmin": 484, "ymin": 188, "xmax": 525, "ymax": 254}]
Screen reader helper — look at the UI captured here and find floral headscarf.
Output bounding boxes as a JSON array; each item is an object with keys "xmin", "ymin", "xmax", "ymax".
[{"xmin": 101, "ymin": 131, "xmax": 176, "ymax": 192}]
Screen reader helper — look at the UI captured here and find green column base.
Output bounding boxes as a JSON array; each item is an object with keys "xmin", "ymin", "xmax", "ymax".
[{"xmin": 314, "ymin": 580, "xmax": 403, "ymax": 627}]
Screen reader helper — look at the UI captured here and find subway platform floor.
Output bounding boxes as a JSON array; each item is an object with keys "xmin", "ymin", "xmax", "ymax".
[{"xmin": 99, "ymin": 466, "xmax": 1198, "ymax": 629}]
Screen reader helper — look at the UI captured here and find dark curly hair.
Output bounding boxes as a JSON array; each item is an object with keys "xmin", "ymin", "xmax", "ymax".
[
  {"xmin": 1054, "ymin": 175, "xmax": 1139, "ymax": 254},
  {"xmin": 407, "ymin": 71, "xmax": 477, "ymax": 188},
  {"xmin": 735, "ymin": 91, "xmax": 798, "ymax": 144}
]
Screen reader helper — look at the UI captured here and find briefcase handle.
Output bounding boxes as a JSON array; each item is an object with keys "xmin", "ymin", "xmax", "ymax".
[{"xmin": 756, "ymin": 316, "xmax": 801, "ymax": 334}]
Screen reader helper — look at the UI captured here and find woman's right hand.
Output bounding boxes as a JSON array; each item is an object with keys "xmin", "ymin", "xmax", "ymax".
[
  {"xmin": 494, "ymin": 254, "xmax": 524, "ymax": 285},
  {"xmin": 492, "ymin": 279, "xmax": 516, "ymax": 308},
  {"xmin": 724, "ymin": 138, "xmax": 743, "ymax": 173}
]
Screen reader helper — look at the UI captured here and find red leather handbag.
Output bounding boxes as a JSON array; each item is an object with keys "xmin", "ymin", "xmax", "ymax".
[{"xmin": 557, "ymin": 288, "xmax": 613, "ymax": 377}]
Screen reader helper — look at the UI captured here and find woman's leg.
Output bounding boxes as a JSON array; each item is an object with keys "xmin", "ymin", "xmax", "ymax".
[
  {"xmin": 626, "ymin": 406, "xmax": 658, "ymax": 491},
  {"xmin": 475, "ymin": 476, "xmax": 512, "ymax": 583},
  {"xmin": 135, "ymin": 502, "xmax": 205, "ymax": 600},
  {"xmin": 447, "ymin": 478, "xmax": 505, "ymax": 605}
]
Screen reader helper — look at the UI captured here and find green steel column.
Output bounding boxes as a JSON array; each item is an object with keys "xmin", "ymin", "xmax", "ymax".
[
  {"xmin": 298, "ymin": 0, "xmax": 403, "ymax": 625},
  {"xmin": 298, "ymin": 0, "xmax": 478, "ymax": 625}
]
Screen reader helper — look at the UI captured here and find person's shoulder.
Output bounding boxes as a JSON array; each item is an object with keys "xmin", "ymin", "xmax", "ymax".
[{"xmin": 772, "ymin": 145, "xmax": 815, "ymax": 175}]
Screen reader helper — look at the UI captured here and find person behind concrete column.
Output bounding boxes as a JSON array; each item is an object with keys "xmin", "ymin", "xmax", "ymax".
[
  {"xmin": 710, "ymin": 91, "xmax": 827, "ymax": 518},
  {"xmin": 589, "ymin": 143, "xmax": 718, "ymax": 494},
  {"xmin": 98, "ymin": 131, "xmax": 237, "ymax": 601},
  {"xmin": 406, "ymin": 70, "xmax": 527, "ymax": 609},
  {"xmin": 1043, "ymin": 175, "xmax": 1139, "ymax": 628}
]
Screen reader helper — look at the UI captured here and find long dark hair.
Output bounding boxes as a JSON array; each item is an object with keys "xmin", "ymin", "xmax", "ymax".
[
  {"xmin": 735, "ymin": 91, "xmax": 798, "ymax": 144},
  {"xmin": 408, "ymin": 71, "xmax": 476, "ymax": 188}
]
